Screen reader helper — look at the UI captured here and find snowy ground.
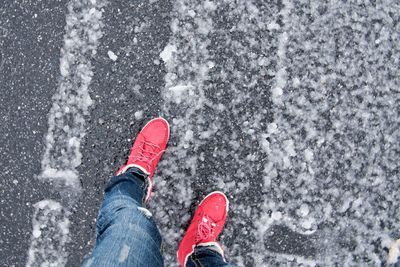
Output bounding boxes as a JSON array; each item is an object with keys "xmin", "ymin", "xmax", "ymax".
[{"xmin": 0, "ymin": 0, "xmax": 399, "ymax": 266}]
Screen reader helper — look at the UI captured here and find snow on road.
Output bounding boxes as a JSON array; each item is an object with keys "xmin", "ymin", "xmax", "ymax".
[
  {"xmin": 27, "ymin": 0, "xmax": 106, "ymax": 266},
  {"xmin": 154, "ymin": 0, "xmax": 283, "ymax": 265},
  {"xmin": 26, "ymin": 200, "xmax": 71, "ymax": 267},
  {"xmin": 257, "ymin": 1, "xmax": 400, "ymax": 266},
  {"xmin": 40, "ymin": 0, "xmax": 106, "ymax": 189},
  {"xmin": 21, "ymin": 0, "xmax": 400, "ymax": 266},
  {"xmin": 153, "ymin": 0, "xmax": 400, "ymax": 266}
]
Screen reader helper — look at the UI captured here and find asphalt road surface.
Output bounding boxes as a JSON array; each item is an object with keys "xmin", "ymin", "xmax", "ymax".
[{"xmin": 1, "ymin": 0, "xmax": 399, "ymax": 266}]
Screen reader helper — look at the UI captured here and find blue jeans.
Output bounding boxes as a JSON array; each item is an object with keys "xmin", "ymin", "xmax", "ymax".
[{"xmin": 83, "ymin": 169, "xmax": 236, "ymax": 267}]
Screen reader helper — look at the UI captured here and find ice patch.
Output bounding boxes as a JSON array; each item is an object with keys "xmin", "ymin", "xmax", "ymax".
[
  {"xmin": 107, "ymin": 50, "xmax": 118, "ymax": 61},
  {"xmin": 160, "ymin": 44, "xmax": 177, "ymax": 63},
  {"xmin": 304, "ymin": 148, "xmax": 313, "ymax": 162},
  {"xmin": 267, "ymin": 21, "xmax": 280, "ymax": 31},
  {"xmin": 184, "ymin": 130, "xmax": 193, "ymax": 141},
  {"xmin": 168, "ymin": 84, "xmax": 193, "ymax": 94},
  {"xmin": 203, "ymin": 1, "xmax": 217, "ymax": 11},
  {"xmin": 296, "ymin": 204, "xmax": 310, "ymax": 217},
  {"xmin": 134, "ymin": 110, "xmax": 143, "ymax": 120},
  {"xmin": 32, "ymin": 229, "xmax": 41, "ymax": 239}
]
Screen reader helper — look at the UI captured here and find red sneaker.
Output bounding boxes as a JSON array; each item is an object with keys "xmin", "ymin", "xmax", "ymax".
[
  {"xmin": 177, "ymin": 191, "xmax": 229, "ymax": 267},
  {"xmin": 116, "ymin": 117, "xmax": 170, "ymax": 202}
]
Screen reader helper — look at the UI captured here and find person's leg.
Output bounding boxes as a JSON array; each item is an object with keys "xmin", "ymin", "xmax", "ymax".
[
  {"xmin": 82, "ymin": 168, "xmax": 163, "ymax": 267},
  {"xmin": 82, "ymin": 117, "xmax": 170, "ymax": 267},
  {"xmin": 177, "ymin": 192, "xmax": 237, "ymax": 267},
  {"xmin": 185, "ymin": 245, "xmax": 237, "ymax": 267}
]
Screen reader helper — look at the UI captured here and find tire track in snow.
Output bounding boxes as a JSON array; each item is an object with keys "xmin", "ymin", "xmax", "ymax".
[
  {"xmin": 257, "ymin": 1, "xmax": 400, "ymax": 265},
  {"xmin": 156, "ymin": 0, "xmax": 400, "ymax": 266},
  {"xmin": 151, "ymin": 1, "xmax": 216, "ymax": 265},
  {"xmin": 154, "ymin": 1, "xmax": 280, "ymax": 266},
  {"xmin": 27, "ymin": 0, "xmax": 106, "ymax": 266}
]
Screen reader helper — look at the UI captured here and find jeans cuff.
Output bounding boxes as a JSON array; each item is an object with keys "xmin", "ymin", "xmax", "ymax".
[
  {"xmin": 125, "ymin": 167, "xmax": 149, "ymax": 204},
  {"xmin": 196, "ymin": 243, "xmax": 225, "ymax": 259},
  {"xmin": 126, "ymin": 166, "xmax": 147, "ymax": 181}
]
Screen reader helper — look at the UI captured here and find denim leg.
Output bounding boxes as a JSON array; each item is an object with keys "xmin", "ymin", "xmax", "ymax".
[
  {"xmin": 186, "ymin": 246, "xmax": 237, "ymax": 267},
  {"xmin": 82, "ymin": 169, "xmax": 164, "ymax": 267}
]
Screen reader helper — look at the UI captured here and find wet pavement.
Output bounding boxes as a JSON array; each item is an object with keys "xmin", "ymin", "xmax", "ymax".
[{"xmin": 1, "ymin": 1, "xmax": 400, "ymax": 266}]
